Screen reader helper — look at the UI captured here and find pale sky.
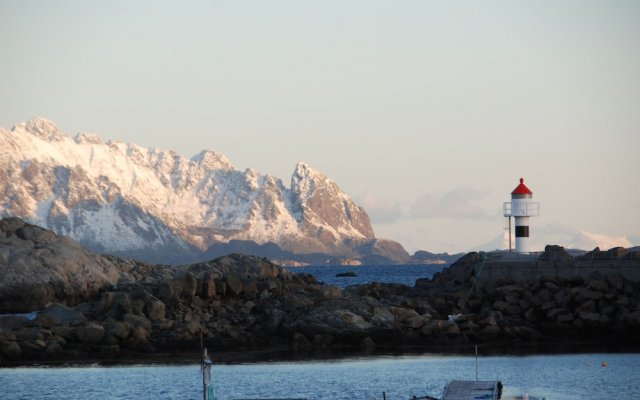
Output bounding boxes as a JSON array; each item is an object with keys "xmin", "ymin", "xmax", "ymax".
[{"xmin": 1, "ymin": 1, "xmax": 639, "ymax": 253}]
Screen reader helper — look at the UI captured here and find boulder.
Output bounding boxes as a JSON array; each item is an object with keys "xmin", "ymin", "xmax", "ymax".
[
  {"xmin": 180, "ymin": 272, "xmax": 198, "ymax": 297},
  {"xmin": 0, "ymin": 220, "xmax": 121, "ymax": 311},
  {"xmin": 329, "ymin": 310, "xmax": 372, "ymax": 332},
  {"xmin": 75, "ymin": 323, "xmax": 105, "ymax": 344},
  {"xmin": 45, "ymin": 342, "xmax": 63, "ymax": 356},
  {"xmin": 201, "ymin": 272, "xmax": 217, "ymax": 299},
  {"xmin": 538, "ymin": 245, "xmax": 573, "ymax": 265},
  {"xmin": 141, "ymin": 292, "xmax": 165, "ymax": 321},
  {"xmin": 389, "ymin": 307, "xmax": 420, "ymax": 323},
  {"xmin": 445, "ymin": 323, "xmax": 462, "ymax": 337},
  {"xmin": 420, "ymin": 320, "xmax": 439, "ymax": 336},
  {"xmin": 406, "ymin": 315, "xmax": 426, "ymax": 329},
  {"xmin": 225, "ymin": 274, "xmax": 243, "ymax": 296},
  {"xmin": 123, "ymin": 313, "xmax": 152, "ymax": 331},
  {"xmin": 243, "ymin": 280, "xmax": 258, "ymax": 295},
  {"xmin": 361, "ymin": 336, "xmax": 376, "ymax": 351},
  {"xmin": 323, "ymin": 287, "xmax": 342, "ymax": 300},
  {"xmin": 372, "ymin": 307, "xmax": 395, "ymax": 327},
  {"xmin": 292, "ymin": 332, "xmax": 312, "ymax": 351},
  {"xmin": 578, "ymin": 311, "xmax": 601, "ymax": 324},
  {"xmin": 97, "ymin": 292, "xmax": 116, "ymax": 315},
  {"xmin": 478, "ymin": 325, "xmax": 500, "ymax": 340},
  {"xmin": 214, "ymin": 278, "xmax": 227, "ymax": 296},
  {"xmin": 107, "ymin": 322, "xmax": 131, "ymax": 340},
  {"xmin": 1, "ymin": 340, "xmax": 22, "ymax": 360},
  {"xmin": 35, "ymin": 304, "xmax": 87, "ymax": 327},
  {"xmin": 313, "ymin": 334, "xmax": 333, "ymax": 350},
  {"xmin": 51, "ymin": 326, "xmax": 76, "ymax": 341}
]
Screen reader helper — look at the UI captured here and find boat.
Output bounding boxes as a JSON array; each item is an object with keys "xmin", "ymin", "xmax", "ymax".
[{"xmin": 411, "ymin": 380, "xmax": 545, "ymax": 400}]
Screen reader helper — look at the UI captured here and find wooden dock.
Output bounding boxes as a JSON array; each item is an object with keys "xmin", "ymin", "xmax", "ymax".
[{"xmin": 441, "ymin": 380, "xmax": 502, "ymax": 400}]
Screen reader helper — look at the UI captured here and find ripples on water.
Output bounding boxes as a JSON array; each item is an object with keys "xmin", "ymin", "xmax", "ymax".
[
  {"xmin": 2, "ymin": 354, "xmax": 639, "ymax": 400},
  {"xmin": 285, "ymin": 264, "xmax": 447, "ymax": 288}
]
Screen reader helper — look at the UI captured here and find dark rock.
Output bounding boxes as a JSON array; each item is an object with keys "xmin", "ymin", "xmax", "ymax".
[
  {"xmin": 323, "ymin": 287, "xmax": 342, "ymax": 300},
  {"xmin": 201, "ymin": 272, "xmax": 217, "ymax": 299},
  {"xmin": 225, "ymin": 274, "xmax": 243, "ymax": 296},
  {"xmin": 1, "ymin": 340, "xmax": 22, "ymax": 360},
  {"xmin": 214, "ymin": 278, "xmax": 227, "ymax": 296},
  {"xmin": 292, "ymin": 332, "xmax": 311, "ymax": 351},
  {"xmin": 180, "ymin": 272, "xmax": 198, "ymax": 297},
  {"xmin": 313, "ymin": 334, "xmax": 333, "ymax": 350},
  {"xmin": 50, "ymin": 327, "xmax": 76, "ymax": 341},
  {"xmin": 445, "ymin": 323, "xmax": 462, "ymax": 337},
  {"xmin": 478, "ymin": 325, "xmax": 500, "ymax": 340},
  {"xmin": 35, "ymin": 304, "xmax": 87, "ymax": 327},
  {"xmin": 578, "ymin": 311, "xmax": 601, "ymax": 324},
  {"xmin": 244, "ymin": 280, "xmax": 258, "ymax": 295},
  {"xmin": 45, "ymin": 342, "xmax": 63, "ymax": 356},
  {"xmin": 140, "ymin": 292, "xmax": 165, "ymax": 321},
  {"xmin": 361, "ymin": 336, "xmax": 376, "ymax": 351},
  {"xmin": 0, "ymin": 315, "xmax": 29, "ymax": 329},
  {"xmin": 76, "ymin": 323, "xmax": 105, "ymax": 344},
  {"xmin": 538, "ymin": 245, "xmax": 573, "ymax": 265}
]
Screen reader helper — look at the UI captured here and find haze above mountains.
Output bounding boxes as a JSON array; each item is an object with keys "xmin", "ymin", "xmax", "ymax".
[{"xmin": 0, "ymin": 118, "xmax": 633, "ymax": 265}]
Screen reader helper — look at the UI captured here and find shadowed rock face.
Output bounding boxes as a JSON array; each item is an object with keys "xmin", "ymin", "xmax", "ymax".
[{"xmin": 0, "ymin": 218, "xmax": 123, "ymax": 311}]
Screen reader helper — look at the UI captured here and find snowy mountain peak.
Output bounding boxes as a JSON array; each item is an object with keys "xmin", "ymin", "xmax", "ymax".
[
  {"xmin": 13, "ymin": 117, "xmax": 64, "ymax": 141},
  {"xmin": 291, "ymin": 161, "xmax": 333, "ymax": 198},
  {"xmin": 567, "ymin": 231, "xmax": 632, "ymax": 251},
  {"xmin": 472, "ymin": 229, "xmax": 634, "ymax": 253},
  {"xmin": 190, "ymin": 149, "xmax": 234, "ymax": 171}
]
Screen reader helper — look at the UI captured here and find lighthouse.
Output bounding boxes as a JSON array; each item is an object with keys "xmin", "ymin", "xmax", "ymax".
[{"xmin": 503, "ymin": 178, "xmax": 540, "ymax": 252}]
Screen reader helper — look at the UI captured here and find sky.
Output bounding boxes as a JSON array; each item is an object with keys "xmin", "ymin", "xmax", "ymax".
[{"xmin": 1, "ymin": 1, "xmax": 639, "ymax": 253}]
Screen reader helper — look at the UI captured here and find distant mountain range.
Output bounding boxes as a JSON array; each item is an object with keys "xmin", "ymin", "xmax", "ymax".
[
  {"xmin": 0, "ymin": 118, "xmax": 457, "ymax": 265},
  {"xmin": 473, "ymin": 230, "xmax": 634, "ymax": 253}
]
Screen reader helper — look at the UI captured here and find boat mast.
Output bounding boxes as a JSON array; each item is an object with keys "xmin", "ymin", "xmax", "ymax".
[{"xmin": 201, "ymin": 332, "xmax": 207, "ymax": 400}]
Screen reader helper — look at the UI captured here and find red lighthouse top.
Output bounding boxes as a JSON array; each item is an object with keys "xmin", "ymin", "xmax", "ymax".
[{"xmin": 511, "ymin": 177, "xmax": 533, "ymax": 195}]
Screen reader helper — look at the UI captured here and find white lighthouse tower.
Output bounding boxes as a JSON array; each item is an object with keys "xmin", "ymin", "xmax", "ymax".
[{"xmin": 503, "ymin": 178, "xmax": 539, "ymax": 252}]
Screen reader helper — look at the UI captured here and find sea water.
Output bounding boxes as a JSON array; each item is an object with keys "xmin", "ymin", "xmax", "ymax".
[
  {"xmin": 3, "ymin": 265, "xmax": 638, "ymax": 399},
  {"xmin": 1, "ymin": 353, "xmax": 639, "ymax": 399},
  {"xmin": 285, "ymin": 264, "xmax": 447, "ymax": 288}
]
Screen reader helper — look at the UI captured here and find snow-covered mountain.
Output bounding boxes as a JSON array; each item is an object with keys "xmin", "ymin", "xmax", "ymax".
[
  {"xmin": 0, "ymin": 118, "xmax": 409, "ymax": 264},
  {"xmin": 566, "ymin": 231, "xmax": 633, "ymax": 251},
  {"xmin": 472, "ymin": 229, "xmax": 634, "ymax": 252}
]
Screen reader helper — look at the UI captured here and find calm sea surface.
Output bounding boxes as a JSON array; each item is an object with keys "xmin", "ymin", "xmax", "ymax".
[
  {"xmin": 285, "ymin": 264, "xmax": 447, "ymax": 287},
  {"xmin": 2, "ymin": 353, "xmax": 639, "ymax": 399},
  {"xmin": 3, "ymin": 265, "xmax": 638, "ymax": 399}
]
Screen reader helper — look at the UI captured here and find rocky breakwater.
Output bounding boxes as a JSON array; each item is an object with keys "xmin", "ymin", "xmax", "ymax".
[
  {"xmin": 411, "ymin": 246, "xmax": 640, "ymax": 346},
  {"xmin": 2, "ymin": 218, "xmax": 639, "ymax": 364}
]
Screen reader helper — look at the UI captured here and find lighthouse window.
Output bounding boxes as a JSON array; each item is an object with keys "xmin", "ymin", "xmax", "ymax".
[{"xmin": 515, "ymin": 226, "xmax": 529, "ymax": 237}]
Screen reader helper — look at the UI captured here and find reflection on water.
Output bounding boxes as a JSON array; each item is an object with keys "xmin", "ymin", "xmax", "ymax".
[{"xmin": 1, "ymin": 353, "xmax": 639, "ymax": 400}]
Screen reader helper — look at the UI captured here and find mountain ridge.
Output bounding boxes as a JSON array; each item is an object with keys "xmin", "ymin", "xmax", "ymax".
[{"xmin": 0, "ymin": 117, "xmax": 413, "ymax": 264}]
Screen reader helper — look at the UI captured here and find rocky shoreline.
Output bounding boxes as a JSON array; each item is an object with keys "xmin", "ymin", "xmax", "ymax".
[{"xmin": 1, "ymin": 218, "xmax": 640, "ymax": 366}]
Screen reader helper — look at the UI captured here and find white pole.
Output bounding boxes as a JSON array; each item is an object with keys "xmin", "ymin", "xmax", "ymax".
[{"xmin": 475, "ymin": 345, "xmax": 479, "ymax": 381}]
